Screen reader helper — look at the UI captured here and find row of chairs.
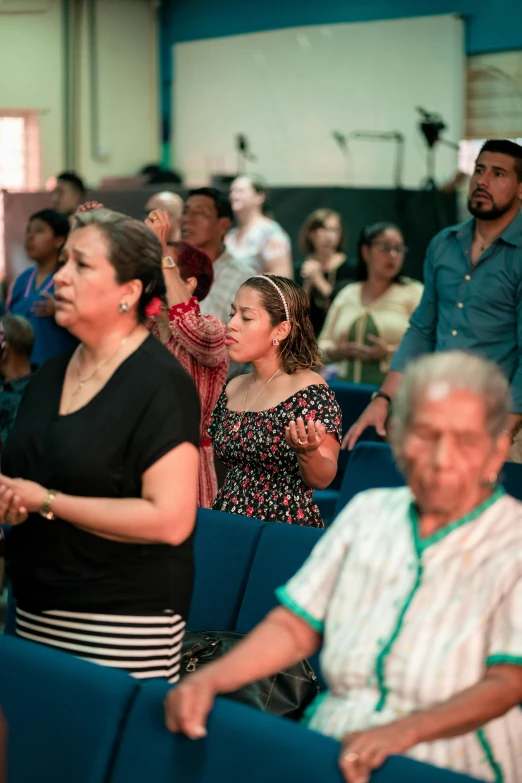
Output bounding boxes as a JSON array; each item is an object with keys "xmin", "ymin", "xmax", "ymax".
[
  {"xmin": 317, "ymin": 441, "xmax": 522, "ymax": 524},
  {"xmin": 0, "ymin": 501, "xmax": 484, "ymax": 783},
  {"xmin": 319, "ymin": 379, "xmax": 522, "ymax": 521}
]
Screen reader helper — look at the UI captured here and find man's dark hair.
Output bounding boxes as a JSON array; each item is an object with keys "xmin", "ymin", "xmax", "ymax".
[
  {"xmin": 57, "ymin": 171, "xmax": 86, "ymax": 195},
  {"xmin": 479, "ymin": 140, "xmax": 522, "ymax": 181},
  {"xmin": 187, "ymin": 187, "xmax": 233, "ymax": 221},
  {"xmin": 29, "ymin": 209, "xmax": 70, "ymax": 238},
  {"xmin": 1, "ymin": 315, "xmax": 34, "ymax": 359}
]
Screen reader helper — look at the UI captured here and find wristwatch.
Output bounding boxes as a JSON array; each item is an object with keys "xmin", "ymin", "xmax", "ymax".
[
  {"xmin": 39, "ymin": 489, "xmax": 59, "ymax": 521},
  {"xmin": 371, "ymin": 390, "xmax": 392, "ymax": 405},
  {"xmin": 162, "ymin": 256, "xmax": 177, "ymax": 269}
]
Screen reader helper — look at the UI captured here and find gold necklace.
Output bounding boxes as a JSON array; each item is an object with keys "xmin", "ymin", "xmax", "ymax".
[
  {"xmin": 72, "ymin": 328, "xmax": 137, "ymax": 399},
  {"xmin": 233, "ymin": 369, "xmax": 282, "ymax": 432}
]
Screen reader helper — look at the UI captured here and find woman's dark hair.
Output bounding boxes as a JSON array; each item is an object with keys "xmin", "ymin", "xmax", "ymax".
[
  {"xmin": 299, "ymin": 209, "xmax": 345, "ymax": 254},
  {"xmin": 355, "ymin": 222, "xmax": 405, "ymax": 283},
  {"xmin": 241, "ymin": 275, "xmax": 323, "ymax": 374},
  {"xmin": 235, "ymin": 175, "xmax": 272, "ymax": 217},
  {"xmin": 73, "ymin": 209, "xmax": 165, "ymax": 323},
  {"xmin": 171, "ymin": 241, "xmax": 214, "ymax": 302},
  {"xmin": 29, "ymin": 209, "xmax": 70, "ymax": 239}
]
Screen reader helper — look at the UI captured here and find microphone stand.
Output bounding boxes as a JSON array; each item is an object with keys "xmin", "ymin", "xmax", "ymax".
[
  {"xmin": 235, "ymin": 134, "xmax": 257, "ymax": 175},
  {"xmin": 348, "ymin": 131, "xmax": 405, "ymax": 190},
  {"xmin": 331, "ymin": 132, "xmax": 351, "ymax": 184},
  {"xmin": 422, "ymin": 138, "xmax": 460, "ymax": 192}
]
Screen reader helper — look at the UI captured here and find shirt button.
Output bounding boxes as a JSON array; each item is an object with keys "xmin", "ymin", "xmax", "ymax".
[
  {"xmin": 457, "ymin": 302, "xmax": 463, "ymax": 308},
  {"xmin": 465, "ymin": 274, "xmax": 471, "ymax": 281},
  {"xmin": 452, "ymin": 330, "xmax": 458, "ymax": 336}
]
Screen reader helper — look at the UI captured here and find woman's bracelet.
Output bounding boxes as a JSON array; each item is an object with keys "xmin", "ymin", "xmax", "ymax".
[{"xmin": 39, "ymin": 489, "xmax": 59, "ymax": 521}]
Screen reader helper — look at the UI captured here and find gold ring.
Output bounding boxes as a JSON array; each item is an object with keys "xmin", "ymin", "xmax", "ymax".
[
  {"xmin": 343, "ymin": 752, "xmax": 360, "ymax": 763},
  {"xmin": 150, "ymin": 214, "xmax": 158, "ymax": 222}
]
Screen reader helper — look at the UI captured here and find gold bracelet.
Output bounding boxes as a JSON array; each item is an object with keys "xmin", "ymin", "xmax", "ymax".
[{"xmin": 39, "ymin": 489, "xmax": 59, "ymax": 521}]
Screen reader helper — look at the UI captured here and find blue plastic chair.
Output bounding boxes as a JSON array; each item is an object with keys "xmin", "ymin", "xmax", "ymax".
[
  {"xmin": 334, "ymin": 442, "xmax": 405, "ymax": 518},
  {"xmin": 502, "ymin": 461, "xmax": 522, "ymax": 501}
]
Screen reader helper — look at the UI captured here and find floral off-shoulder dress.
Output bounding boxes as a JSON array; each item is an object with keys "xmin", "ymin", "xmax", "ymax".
[{"xmin": 208, "ymin": 384, "xmax": 342, "ymax": 528}]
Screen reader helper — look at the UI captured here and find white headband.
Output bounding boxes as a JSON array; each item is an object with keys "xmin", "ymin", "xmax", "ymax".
[{"xmin": 255, "ymin": 275, "xmax": 290, "ymax": 322}]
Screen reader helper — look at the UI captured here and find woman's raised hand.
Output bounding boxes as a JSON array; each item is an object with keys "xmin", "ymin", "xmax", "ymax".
[
  {"xmin": 285, "ymin": 417, "xmax": 327, "ymax": 454},
  {"xmin": 76, "ymin": 201, "xmax": 104, "ymax": 215},
  {"xmin": 145, "ymin": 209, "xmax": 171, "ymax": 255}
]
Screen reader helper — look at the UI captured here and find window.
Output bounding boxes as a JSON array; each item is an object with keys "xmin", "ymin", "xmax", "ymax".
[
  {"xmin": 459, "ymin": 138, "xmax": 522, "ymax": 175},
  {"xmin": 0, "ymin": 111, "xmax": 40, "ymax": 191},
  {"xmin": 0, "ymin": 111, "xmax": 40, "ymax": 281},
  {"xmin": 466, "ymin": 51, "xmax": 522, "ymax": 141}
]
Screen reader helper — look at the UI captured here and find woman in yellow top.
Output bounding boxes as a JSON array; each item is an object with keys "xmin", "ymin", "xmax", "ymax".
[{"xmin": 318, "ymin": 223, "xmax": 423, "ymax": 386}]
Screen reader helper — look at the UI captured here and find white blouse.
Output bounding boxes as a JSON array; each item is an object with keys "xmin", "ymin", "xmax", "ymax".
[{"xmin": 278, "ymin": 486, "xmax": 522, "ymax": 782}]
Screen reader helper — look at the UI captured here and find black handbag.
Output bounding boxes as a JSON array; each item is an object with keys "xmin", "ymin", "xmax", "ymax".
[{"xmin": 180, "ymin": 630, "xmax": 320, "ymax": 721}]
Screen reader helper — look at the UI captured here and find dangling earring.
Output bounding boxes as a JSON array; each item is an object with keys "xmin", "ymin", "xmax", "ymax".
[
  {"xmin": 119, "ymin": 302, "xmax": 130, "ymax": 314},
  {"xmin": 272, "ymin": 338, "xmax": 279, "ymax": 346}
]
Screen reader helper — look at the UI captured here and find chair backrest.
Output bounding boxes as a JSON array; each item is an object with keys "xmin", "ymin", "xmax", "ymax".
[
  {"xmin": 188, "ymin": 508, "xmax": 265, "ymax": 631},
  {"xmin": 111, "ymin": 681, "xmax": 483, "ymax": 783},
  {"xmin": 502, "ymin": 461, "xmax": 522, "ymax": 501},
  {"xmin": 111, "ymin": 682, "xmax": 345, "ymax": 783},
  {"xmin": 0, "ymin": 635, "xmax": 138, "ymax": 783},
  {"xmin": 334, "ymin": 446, "xmax": 522, "ymax": 517},
  {"xmin": 235, "ymin": 521, "xmax": 326, "ymax": 684},
  {"xmin": 328, "ymin": 379, "xmax": 378, "ymax": 438},
  {"xmin": 335, "ymin": 442, "xmax": 405, "ymax": 517},
  {"xmin": 235, "ymin": 522, "xmax": 324, "ymax": 634}
]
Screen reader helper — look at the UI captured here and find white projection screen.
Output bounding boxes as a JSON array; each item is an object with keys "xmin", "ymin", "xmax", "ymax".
[{"xmin": 173, "ymin": 14, "xmax": 465, "ymax": 188}]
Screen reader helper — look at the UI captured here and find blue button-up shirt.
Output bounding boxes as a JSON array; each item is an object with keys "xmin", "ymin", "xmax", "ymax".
[{"xmin": 391, "ymin": 211, "xmax": 522, "ymax": 411}]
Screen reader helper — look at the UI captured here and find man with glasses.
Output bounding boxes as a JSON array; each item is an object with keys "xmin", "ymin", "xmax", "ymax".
[{"xmin": 343, "ymin": 139, "xmax": 522, "ymax": 459}]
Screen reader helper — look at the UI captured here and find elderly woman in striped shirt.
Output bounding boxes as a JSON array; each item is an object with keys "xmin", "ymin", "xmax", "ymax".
[
  {"xmin": 165, "ymin": 350, "xmax": 522, "ymax": 783},
  {"xmin": 146, "ymin": 210, "xmax": 228, "ymax": 508}
]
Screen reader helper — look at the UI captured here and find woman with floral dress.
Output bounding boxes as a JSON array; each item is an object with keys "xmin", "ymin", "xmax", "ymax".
[{"xmin": 208, "ymin": 275, "xmax": 341, "ymax": 527}]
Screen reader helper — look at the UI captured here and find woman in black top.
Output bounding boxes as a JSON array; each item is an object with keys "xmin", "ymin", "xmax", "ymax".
[
  {"xmin": 298, "ymin": 209, "xmax": 353, "ymax": 336},
  {"xmin": 0, "ymin": 208, "xmax": 200, "ymax": 684}
]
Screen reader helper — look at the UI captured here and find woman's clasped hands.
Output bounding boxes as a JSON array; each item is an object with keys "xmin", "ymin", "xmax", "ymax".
[{"xmin": 0, "ymin": 476, "xmax": 47, "ymax": 525}]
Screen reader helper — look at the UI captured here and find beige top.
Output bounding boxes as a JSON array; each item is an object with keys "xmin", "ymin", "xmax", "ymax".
[{"xmin": 318, "ymin": 279, "xmax": 424, "ymax": 383}]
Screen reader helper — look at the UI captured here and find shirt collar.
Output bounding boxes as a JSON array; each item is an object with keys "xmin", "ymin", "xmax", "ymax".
[
  {"xmin": 408, "ymin": 485, "xmax": 505, "ymax": 554},
  {"xmin": 2, "ymin": 373, "xmax": 32, "ymax": 391},
  {"xmin": 449, "ymin": 210, "xmax": 522, "ymax": 248}
]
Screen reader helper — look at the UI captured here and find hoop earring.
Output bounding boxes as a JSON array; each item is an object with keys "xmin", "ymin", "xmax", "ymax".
[
  {"xmin": 272, "ymin": 338, "xmax": 279, "ymax": 346},
  {"xmin": 119, "ymin": 302, "xmax": 130, "ymax": 314}
]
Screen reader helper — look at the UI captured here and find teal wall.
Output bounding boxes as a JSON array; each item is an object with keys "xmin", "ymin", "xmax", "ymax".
[{"xmin": 160, "ymin": 0, "xmax": 522, "ymax": 155}]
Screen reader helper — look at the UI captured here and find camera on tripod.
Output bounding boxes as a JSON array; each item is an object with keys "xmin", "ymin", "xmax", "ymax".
[{"xmin": 417, "ymin": 107, "xmax": 447, "ymax": 149}]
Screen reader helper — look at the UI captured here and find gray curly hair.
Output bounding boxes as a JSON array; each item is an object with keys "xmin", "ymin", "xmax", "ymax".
[{"xmin": 391, "ymin": 351, "xmax": 510, "ymax": 468}]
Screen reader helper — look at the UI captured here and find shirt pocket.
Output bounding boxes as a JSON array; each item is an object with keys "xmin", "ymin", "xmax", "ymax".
[{"xmin": 466, "ymin": 271, "xmax": 517, "ymax": 338}]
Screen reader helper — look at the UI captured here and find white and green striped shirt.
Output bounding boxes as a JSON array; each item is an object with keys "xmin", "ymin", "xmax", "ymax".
[{"xmin": 278, "ymin": 486, "xmax": 522, "ymax": 782}]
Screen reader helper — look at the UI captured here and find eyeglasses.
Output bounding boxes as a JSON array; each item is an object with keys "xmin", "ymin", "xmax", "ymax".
[{"xmin": 370, "ymin": 242, "xmax": 408, "ymax": 256}]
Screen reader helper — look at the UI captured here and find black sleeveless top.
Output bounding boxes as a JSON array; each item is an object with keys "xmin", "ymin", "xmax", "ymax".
[{"xmin": 3, "ymin": 335, "xmax": 200, "ymax": 615}]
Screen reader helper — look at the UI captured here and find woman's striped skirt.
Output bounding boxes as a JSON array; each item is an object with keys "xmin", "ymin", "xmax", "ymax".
[{"xmin": 15, "ymin": 606, "xmax": 186, "ymax": 683}]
